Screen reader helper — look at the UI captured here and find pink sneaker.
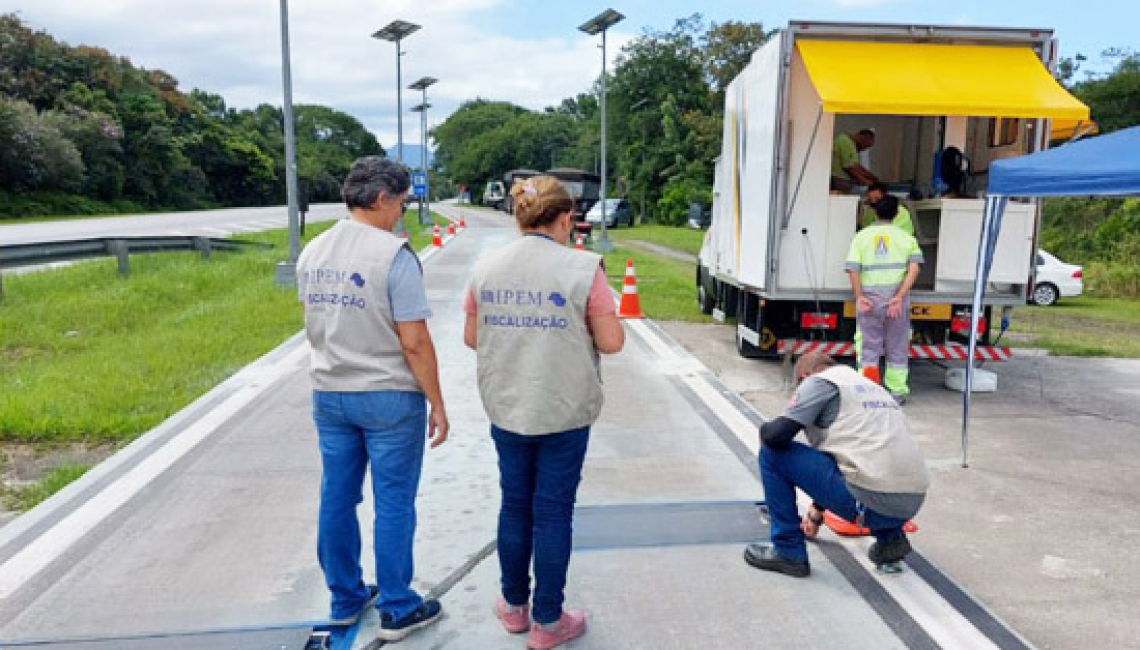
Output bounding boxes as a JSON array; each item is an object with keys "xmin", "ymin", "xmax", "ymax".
[
  {"xmin": 495, "ymin": 597, "xmax": 530, "ymax": 634},
  {"xmin": 527, "ymin": 609, "xmax": 586, "ymax": 650}
]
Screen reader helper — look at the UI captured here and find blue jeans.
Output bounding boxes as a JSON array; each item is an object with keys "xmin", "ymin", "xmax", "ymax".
[
  {"xmin": 492, "ymin": 425, "xmax": 590, "ymax": 625},
  {"xmin": 313, "ymin": 390, "xmax": 426, "ymax": 621},
  {"xmin": 760, "ymin": 442, "xmax": 907, "ymax": 561}
]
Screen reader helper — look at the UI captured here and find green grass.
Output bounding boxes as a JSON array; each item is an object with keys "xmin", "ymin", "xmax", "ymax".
[
  {"xmin": 3, "ymin": 463, "xmax": 90, "ymax": 511},
  {"xmin": 404, "ymin": 209, "xmax": 451, "ymax": 251},
  {"xmin": 600, "ymin": 245, "xmax": 709, "ymax": 323},
  {"xmin": 608, "ymin": 224, "xmax": 706, "ymax": 256},
  {"xmin": 1007, "ymin": 296, "xmax": 1140, "ymax": 357},
  {"xmin": 0, "ymin": 223, "xmax": 333, "ymax": 444}
]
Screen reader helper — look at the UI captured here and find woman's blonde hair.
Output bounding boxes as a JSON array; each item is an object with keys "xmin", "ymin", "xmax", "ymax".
[{"xmin": 510, "ymin": 175, "xmax": 575, "ymax": 229}]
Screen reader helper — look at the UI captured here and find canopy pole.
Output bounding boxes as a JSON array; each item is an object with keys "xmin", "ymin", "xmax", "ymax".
[{"xmin": 963, "ymin": 195, "xmax": 1008, "ymax": 467}]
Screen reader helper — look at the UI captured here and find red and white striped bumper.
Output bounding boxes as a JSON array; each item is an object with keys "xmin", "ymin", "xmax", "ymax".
[{"xmin": 776, "ymin": 340, "xmax": 1012, "ymax": 361}]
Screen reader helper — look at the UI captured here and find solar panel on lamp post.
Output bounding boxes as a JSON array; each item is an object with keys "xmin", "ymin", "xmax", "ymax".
[
  {"xmin": 579, "ymin": 9, "xmax": 624, "ymax": 253},
  {"xmin": 372, "ymin": 20, "xmax": 421, "ymax": 165}
]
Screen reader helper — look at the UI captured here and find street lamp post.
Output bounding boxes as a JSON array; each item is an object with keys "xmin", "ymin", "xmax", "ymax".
[
  {"xmin": 373, "ymin": 20, "xmax": 421, "ymax": 164},
  {"xmin": 579, "ymin": 9, "xmax": 625, "ymax": 253},
  {"xmin": 410, "ymin": 76, "xmax": 437, "ymax": 227},
  {"xmin": 630, "ymin": 97, "xmax": 650, "ymax": 224},
  {"xmin": 275, "ymin": 0, "xmax": 300, "ymax": 287}
]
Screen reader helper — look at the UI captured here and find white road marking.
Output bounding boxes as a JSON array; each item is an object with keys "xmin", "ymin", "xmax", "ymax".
[
  {"xmin": 199, "ymin": 227, "xmax": 229, "ymax": 236},
  {"xmin": 840, "ymin": 536, "xmax": 1001, "ymax": 650},
  {"xmin": 0, "ymin": 344, "xmax": 309, "ymax": 600}
]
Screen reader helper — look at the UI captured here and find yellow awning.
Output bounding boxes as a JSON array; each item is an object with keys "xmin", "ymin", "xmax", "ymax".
[
  {"xmin": 796, "ymin": 40, "xmax": 1090, "ymax": 120},
  {"xmin": 1050, "ymin": 118, "xmax": 1099, "ymax": 141}
]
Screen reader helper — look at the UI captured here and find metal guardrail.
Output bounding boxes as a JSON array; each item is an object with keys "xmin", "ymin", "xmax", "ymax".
[{"xmin": 0, "ymin": 235, "xmax": 271, "ymax": 301}]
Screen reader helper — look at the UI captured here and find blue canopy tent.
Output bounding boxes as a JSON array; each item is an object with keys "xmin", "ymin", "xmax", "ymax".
[{"xmin": 963, "ymin": 126, "xmax": 1140, "ymax": 466}]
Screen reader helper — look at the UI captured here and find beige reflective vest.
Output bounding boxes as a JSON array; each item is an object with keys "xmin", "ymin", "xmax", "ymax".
[
  {"xmin": 805, "ymin": 366, "xmax": 930, "ymax": 495},
  {"xmin": 471, "ymin": 235, "xmax": 604, "ymax": 435},
  {"xmin": 298, "ymin": 220, "xmax": 419, "ymax": 392}
]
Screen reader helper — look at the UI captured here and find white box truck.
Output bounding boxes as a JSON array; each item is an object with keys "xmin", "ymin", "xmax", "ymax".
[{"xmin": 696, "ymin": 21, "xmax": 1089, "ymax": 360}]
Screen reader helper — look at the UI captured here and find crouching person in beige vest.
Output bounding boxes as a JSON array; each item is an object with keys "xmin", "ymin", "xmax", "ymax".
[
  {"xmin": 463, "ymin": 176, "xmax": 624, "ymax": 649},
  {"xmin": 743, "ymin": 351, "xmax": 929, "ymax": 578}
]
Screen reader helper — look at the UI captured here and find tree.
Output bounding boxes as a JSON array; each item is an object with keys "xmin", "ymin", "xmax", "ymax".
[
  {"xmin": 0, "ymin": 96, "xmax": 85, "ymax": 192},
  {"xmin": 701, "ymin": 20, "xmax": 773, "ymax": 93},
  {"xmin": 1073, "ymin": 53, "xmax": 1140, "ymax": 133}
]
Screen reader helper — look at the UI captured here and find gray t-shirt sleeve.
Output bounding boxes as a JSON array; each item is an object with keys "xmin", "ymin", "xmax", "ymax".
[
  {"xmin": 387, "ymin": 247, "xmax": 432, "ymax": 322},
  {"xmin": 784, "ymin": 376, "xmax": 841, "ymax": 428}
]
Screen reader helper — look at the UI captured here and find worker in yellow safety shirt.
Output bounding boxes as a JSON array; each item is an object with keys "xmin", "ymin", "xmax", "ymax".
[
  {"xmin": 831, "ymin": 129, "xmax": 878, "ymax": 193},
  {"xmin": 846, "ymin": 195, "xmax": 923, "ymax": 404},
  {"xmin": 860, "ymin": 182, "xmax": 913, "ymax": 236}
]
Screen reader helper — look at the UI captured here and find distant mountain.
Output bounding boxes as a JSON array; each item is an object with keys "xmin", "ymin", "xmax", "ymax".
[{"xmin": 397, "ymin": 145, "xmax": 434, "ymax": 170}]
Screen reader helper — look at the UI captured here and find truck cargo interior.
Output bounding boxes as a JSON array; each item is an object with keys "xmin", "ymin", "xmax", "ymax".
[
  {"xmin": 776, "ymin": 35, "xmax": 1089, "ymax": 300},
  {"xmin": 829, "ymin": 113, "xmax": 1039, "ymax": 294}
]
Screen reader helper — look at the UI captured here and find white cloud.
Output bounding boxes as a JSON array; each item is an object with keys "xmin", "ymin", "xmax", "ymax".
[{"xmin": 2, "ymin": 0, "xmax": 631, "ymax": 152}]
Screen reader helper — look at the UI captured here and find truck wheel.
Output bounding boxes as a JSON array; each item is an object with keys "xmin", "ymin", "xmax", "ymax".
[{"xmin": 696, "ymin": 266, "xmax": 716, "ymax": 315}]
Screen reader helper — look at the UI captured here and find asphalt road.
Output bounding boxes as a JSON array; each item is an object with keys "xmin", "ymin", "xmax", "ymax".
[{"xmin": 0, "ymin": 203, "xmax": 346, "ymax": 246}]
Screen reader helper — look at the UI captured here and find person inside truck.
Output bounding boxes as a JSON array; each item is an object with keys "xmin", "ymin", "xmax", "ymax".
[
  {"xmin": 845, "ymin": 195, "xmax": 923, "ymax": 403},
  {"xmin": 830, "ymin": 128, "xmax": 878, "ymax": 193},
  {"xmin": 742, "ymin": 351, "xmax": 929, "ymax": 578},
  {"xmin": 860, "ymin": 182, "xmax": 914, "ymax": 235}
]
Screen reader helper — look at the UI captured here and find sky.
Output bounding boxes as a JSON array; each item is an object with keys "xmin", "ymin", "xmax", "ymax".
[{"xmin": 1, "ymin": 0, "xmax": 1132, "ymax": 155}]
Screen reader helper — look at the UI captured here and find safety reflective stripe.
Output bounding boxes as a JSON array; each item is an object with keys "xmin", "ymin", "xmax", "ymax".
[
  {"xmin": 861, "ymin": 262, "xmax": 909, "ymax": 271},
  {"xmin": 777, "ymin": 339, "xmax": 1012, "ymax": 361}
]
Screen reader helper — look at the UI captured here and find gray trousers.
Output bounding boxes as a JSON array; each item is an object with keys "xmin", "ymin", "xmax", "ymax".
[{"xmin": 857, "ymin": 291, "xmax": 910, "ymax": 368}]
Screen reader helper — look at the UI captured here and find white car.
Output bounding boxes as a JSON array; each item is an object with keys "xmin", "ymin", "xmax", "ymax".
[
  {"xmin": 585, "ymin": 199, "xmax": 633, "ymax": 228},
  {"xmin": 1032, "ymin": 250, "xmax": 1083, "ymax": 306}
]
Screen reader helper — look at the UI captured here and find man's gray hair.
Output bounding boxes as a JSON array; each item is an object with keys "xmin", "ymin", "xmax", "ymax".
[{"xmin": 342, "ymin": 156, "xmax": 411, "ymax": 209}]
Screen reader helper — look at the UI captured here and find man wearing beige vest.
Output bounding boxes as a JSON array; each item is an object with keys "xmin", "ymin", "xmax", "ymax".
[
  {"xmin": 297, "ymin": 156, "xmax": 448, "ymax": 641},
  {"xmin": 743, "ymin": 351, "xmax": 929, "ymax": 577}
]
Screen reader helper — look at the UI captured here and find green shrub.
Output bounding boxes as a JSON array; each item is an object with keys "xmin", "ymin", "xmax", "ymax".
[
  {"xmin": 1085, "ymin": 261, "xmax": 1140, "ymax": 299},
  {"xmin": 655, "ymin": 179, "xmax": 711, "ymax": 226}
]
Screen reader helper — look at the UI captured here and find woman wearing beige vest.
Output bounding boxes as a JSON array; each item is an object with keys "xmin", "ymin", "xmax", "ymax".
[{"xmin": 464, "ymin": 176, "xmax": 624, "ymax": 649}]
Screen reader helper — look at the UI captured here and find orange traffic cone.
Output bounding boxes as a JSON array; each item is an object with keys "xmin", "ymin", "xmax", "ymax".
[
  {"xmin": 617, "ymin": 259, "xmax": 645, "ymax": 319},
  {"xmin": 574, "ymin": 234, "xmax": 585, "ymax": 250},
  {"xmin": 862, "ymin": 366, "xmax": 881, "ymax": 385},
  {"xmin": 822, "ymin": 510, "xmax": 919, "ymax": 537},
  {"xmin": 431, "ymin": 224, "xmax": 442, "ymax": 248},
  {"xmin": 459, "ymin": 214, "xmax": 467, "ymax": 229},
  {"xmin": 447, "ymin": 220, "xmax": 457, "ymax": 237}
]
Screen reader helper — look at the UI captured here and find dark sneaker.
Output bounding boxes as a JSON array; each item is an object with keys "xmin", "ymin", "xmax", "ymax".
[
  {"xmin": 869, "ymin": 535, "xmax": 913, "ymax": 566},
  {"xmin": 378, "ymin": 599, "xmax": 443, "ymax": 642},
  {"xmin": 891, "ymin": 392, "xmax": 907, "ymax": 406},
  {"xmin": 743, "ymin": 542, "xmax": 810, "ymax": 578},
  {"xmin": 328, "ymin": 584, "xmax": 378, "ymax": 626}
]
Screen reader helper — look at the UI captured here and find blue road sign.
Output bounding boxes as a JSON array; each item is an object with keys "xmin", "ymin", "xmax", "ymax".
[{"xmin": 412, "ymin": 171, "xmax": 428, "ymax": 198}]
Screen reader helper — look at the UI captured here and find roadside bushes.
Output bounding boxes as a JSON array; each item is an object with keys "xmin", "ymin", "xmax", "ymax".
[
  {"xmin": 655, "ymin": 179, "xmax": 711, "ymax": 226},
  {"xmin": 0, "ymin": 189, "xmax": 146, "ymax": 218},
  {"xmin": 1041, "ymin": 197, "xmax": 1140, "ymax": 299}
]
